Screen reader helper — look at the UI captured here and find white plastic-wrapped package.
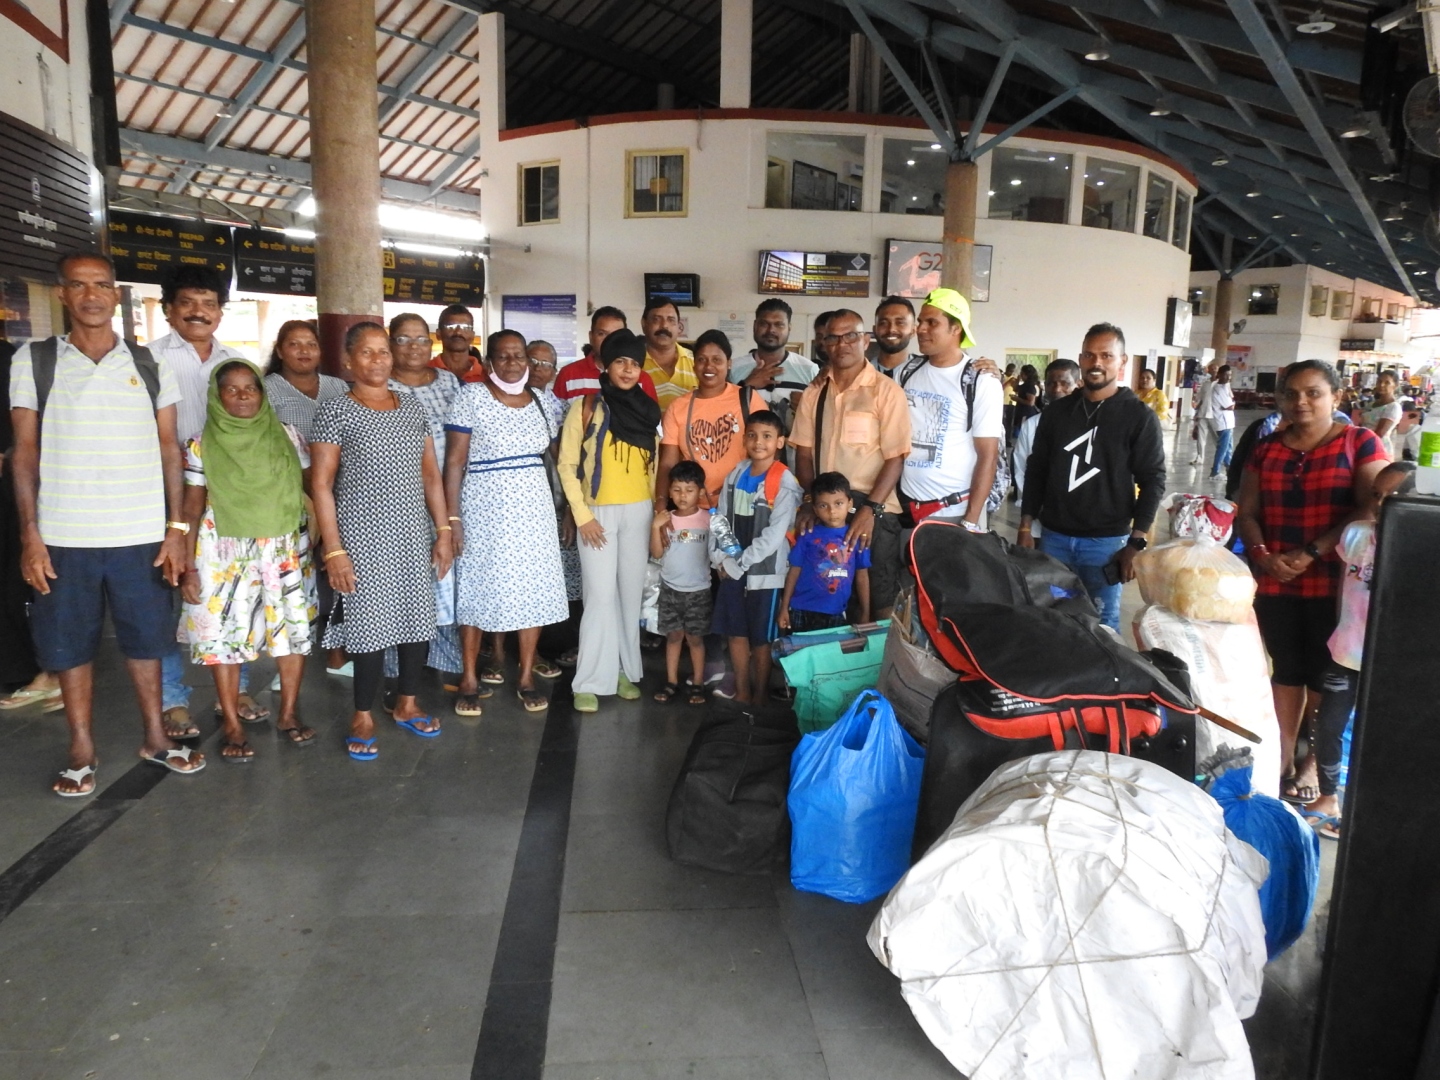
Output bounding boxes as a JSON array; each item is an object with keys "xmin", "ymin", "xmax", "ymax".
[
  {"xmin": 1135, "ymin": 538, "xmax": 1257, "ymax": 624},
  {"xmin": 1133, "ymin": 605, "xmax": 1283, "ymax": 799},
  {"xmin": 868, "ymin": 751, "xmax": 1269, "ymax": 1080}
]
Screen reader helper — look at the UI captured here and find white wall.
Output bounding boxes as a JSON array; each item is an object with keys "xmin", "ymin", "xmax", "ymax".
[
  {"xmin": 0, "ymin": 0, "xmax": 94, "ymax": 154},
  {"xmin": 481, "ymin": 114, "xmax": 1195, "ymax": 368}
]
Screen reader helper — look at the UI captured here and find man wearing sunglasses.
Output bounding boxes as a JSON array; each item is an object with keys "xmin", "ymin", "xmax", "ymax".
[
  {"xmin": 430, "ymin": 304, "xmax": 486, "ymax": 383},
  {"xmin": 790, "ymin": 309, "xmax": 912, "ymax": 619}
]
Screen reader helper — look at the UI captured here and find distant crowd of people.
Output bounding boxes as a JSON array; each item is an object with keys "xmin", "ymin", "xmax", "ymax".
[{"xmin": 0, "ymin": 252, "xmax": 1407, "ymax": 823}]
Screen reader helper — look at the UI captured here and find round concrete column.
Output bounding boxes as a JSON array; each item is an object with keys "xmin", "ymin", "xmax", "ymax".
[
  {"xmin": 941, "ymin": 159, "xmax": 978, "ymax": 300},
  {"xmin": 306, "ymin": 0, "xmax": 384, "ymax": 374},
  {"xmin": 1211, "ymin": 275, "xmax": 1234, "ymax": 360}
]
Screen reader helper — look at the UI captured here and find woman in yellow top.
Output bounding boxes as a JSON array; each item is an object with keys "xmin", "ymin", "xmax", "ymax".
[
  {"xmin": 1138, "ymin": 368, "xmax": 1172, "ymax": 424},
  {"xmin": 558, "ymin": 329, "xmax": 661, "ymax": 713}
]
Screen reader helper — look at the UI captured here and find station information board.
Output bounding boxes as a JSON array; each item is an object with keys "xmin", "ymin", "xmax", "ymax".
[
  {"xmin": 110, "ymin": 211, "xmax": 233, "ymax": 285},
  {"xmin": 234, "ymin": 228, "xmax": 316, "ymax": 295}
]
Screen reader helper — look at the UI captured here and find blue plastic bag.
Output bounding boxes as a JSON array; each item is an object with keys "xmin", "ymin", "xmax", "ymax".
[
  {"xmin": 1211, "ymin": 764, "xmax": 1321, "ymax": 958},
  {"xmin": 788, "ymin": 689, "xmax": 925, "ymax": 903}
]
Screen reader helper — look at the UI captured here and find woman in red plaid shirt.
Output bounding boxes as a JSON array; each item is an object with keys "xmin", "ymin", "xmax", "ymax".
[{"xmin": 1236, "ymin": 360, "xmax": 1390, "ymax": 803}]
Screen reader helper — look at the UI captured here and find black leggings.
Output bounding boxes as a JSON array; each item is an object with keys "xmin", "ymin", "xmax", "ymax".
[
  {"xmin": 353, "ymin": 641, "xmax": 427, "ymax": 713},
  {"xmin": 1315, "ymin": 660, "xmax": 1359, "ymax": 798}
]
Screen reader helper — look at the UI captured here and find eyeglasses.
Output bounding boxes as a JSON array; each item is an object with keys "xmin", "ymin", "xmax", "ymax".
[
  {"xmin": 821, "ymin": 330, "xmax": 868, "ymax": 347},
  {"xmin": 529, "ymin": 359, "xmax": 557, "ymax": 370},
  {"xmin": 440, "ymin": 323, "xmax": 474, "ymax": 333},
  {"xmin": 393, "ymin": 335, "xmax": 431, "ymax": 346}
]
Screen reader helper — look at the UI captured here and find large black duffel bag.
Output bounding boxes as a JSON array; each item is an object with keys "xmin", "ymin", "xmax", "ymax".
[
  {"xmin": 907, "ymin": 518, "xmax": 1096, "ymax": 619},
  {"xmin": 666, "ymin": 701, "xmax": 800, "ymax": 875}
]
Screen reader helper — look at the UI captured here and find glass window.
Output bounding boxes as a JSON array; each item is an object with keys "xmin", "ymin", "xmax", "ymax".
[
  {"xmin": 626, "ymin": 150, "xmax": 687, "ymax": 216},
  {"xmin": 1081, "ymin": 158, "xmax": 1140, "ymax": 232},
  {"xmin": 1357, "ymin": 296, "xmax": 1383, "ymax": 320},
  {"xmin": 1247, "ymin": 284, "xmax": 1280, "ymax": 316},
  {"xmin": 1172, "ymin": 189, "xmax": 1191, "ymax": 250},
  {"xmin": 1387, "ymin": 302, "xmax": 1403, "ymax": 320},
  {"xmin": 1331, "ymin": 290, "xmax": 1352, "ymax": 319},
  {"xmin": 1143, "ymin": 173, "xmax": 1173, "ymax": 240},
  {"xmin": 765, "ymin": 131, "xmax": 866, "ymax": 211},
  {"xmin": 879, "ymin": 138, "xmax": 947, "ymax": 215},
  {"xmin": 1309, "ymin": 285, "xmax": 1330, "ymax": 317},
  {"xmin": 1188, "ymin": 285, "xmax": 1212, "ymax": 316},
  {"xmin": 519, "ymin": 162, "xmax": 559, "ymax": 225},
  {"xmin": 986, "ymin": 147, "xmax": 1071, "ymax": 223}
]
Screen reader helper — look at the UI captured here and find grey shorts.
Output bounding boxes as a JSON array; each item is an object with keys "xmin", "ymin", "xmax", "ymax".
[{"xmin": 657, "ymin": 583, "xmax": 713, "ymax": 636}]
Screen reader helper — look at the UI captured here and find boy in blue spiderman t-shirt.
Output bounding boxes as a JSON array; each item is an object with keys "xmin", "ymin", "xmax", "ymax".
[{"xmin": 778, "ymin": 472, "xmax": 871, "ymax": 633}]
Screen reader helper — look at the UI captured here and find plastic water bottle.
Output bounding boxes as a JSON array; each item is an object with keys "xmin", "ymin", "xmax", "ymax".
[
  {"xmin": 1419, "ymin": 408, "xmax": 1440, "ymax": 495},
  {"xmin": 709, "ymin": 510, "xmax": 743, "ymax": 558}
]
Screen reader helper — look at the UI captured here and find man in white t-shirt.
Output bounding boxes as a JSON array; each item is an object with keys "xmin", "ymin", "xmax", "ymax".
[
  {"xmin": 1189, "ymin": 359, "xmax": 1218, "ymax": 466},
  {"xmin": 899, "ymin": 289, "xmax": 1004, "ymax": 530},
  {"xmin": 1207, "ymin": 364, "xmax": 1237, "ymax": 478},
  {"xmin": 729, "ymin": 298, "xmax": 818, "ymax": 435}
]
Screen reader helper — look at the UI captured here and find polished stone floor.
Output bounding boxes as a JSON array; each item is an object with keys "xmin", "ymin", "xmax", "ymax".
[{"xmin": 0, "ymin": 413, "xmax": 1335, "ymax": 1080}]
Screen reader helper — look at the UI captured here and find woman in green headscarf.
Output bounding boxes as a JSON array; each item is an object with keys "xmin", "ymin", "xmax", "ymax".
[{"xmin": 178, "ymin": 359, "xmax": 317, "ymax": 761}]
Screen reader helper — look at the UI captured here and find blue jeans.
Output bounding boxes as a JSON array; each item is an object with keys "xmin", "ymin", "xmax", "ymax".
[
  {"xmin": 163, "ymin": 642, "xmax": 249, "ymax": 711},
  {"xmin": 1039, "ymin": 529, "xmax": 1129, "ymax": 630},
  {"xmin": 1210, "ymin": 425, "xmax": 1234, "ymax": 477}
]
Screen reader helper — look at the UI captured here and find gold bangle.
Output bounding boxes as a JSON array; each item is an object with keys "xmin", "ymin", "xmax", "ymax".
[
  {"xmin": 448, "ymin": 516, "xmax": 462, "ymax": 522},
  {"xmin": 323, "ymin": 548, "xmax": 349, "ymax": 562},
  {"xmin": 437, "ymin": 525, "xmax": 452, "ymax": 531}
]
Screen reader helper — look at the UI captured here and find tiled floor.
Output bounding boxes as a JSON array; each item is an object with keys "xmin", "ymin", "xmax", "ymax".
[{"xmin": 0, "ymin": 411, "xmax": 1334, "ymax": 1079}]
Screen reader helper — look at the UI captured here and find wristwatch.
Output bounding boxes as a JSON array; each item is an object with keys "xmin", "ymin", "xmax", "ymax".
[
  {"xmin": 166, "ymin": 520, "xmax": 191, "ymax": 535},
  {"xmin": 1304, "ymin": 541, "xmax": 1323, "ymax": 559},
  {"xmin": 863, "ymin": 499, "xmax": 887, "ymax": 516},
  {"xmin": 1126, "ymin": 535, "xmax": 1148, "ymax": 551}
]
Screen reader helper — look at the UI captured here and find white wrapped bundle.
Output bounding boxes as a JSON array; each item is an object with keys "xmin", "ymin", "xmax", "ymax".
[
  {"xmin": 868, "ymin": 751, "xmax": 1269, "ymax": 1080},
  {"xmin": 1136, "ymin": 538, "xmax": 1256, "ymax": 624}
]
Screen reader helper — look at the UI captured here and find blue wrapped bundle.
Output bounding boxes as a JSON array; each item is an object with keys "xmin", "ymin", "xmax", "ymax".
[{"xmin": 1211, "ymin": 763, "xmax": 1321, "ymax": 958}]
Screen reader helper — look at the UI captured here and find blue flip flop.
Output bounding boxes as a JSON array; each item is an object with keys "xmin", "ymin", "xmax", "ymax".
[
  {"xmin": 1299, "ymin": 806, "xmax": 1342, "ymax": 839},
  {"xmin": 347, "ymin": 736, "xmax": 378, "ymax": 761},
  {"xmin": 395, "ymin": 715, "xmax": 441, "ymax": 738}
]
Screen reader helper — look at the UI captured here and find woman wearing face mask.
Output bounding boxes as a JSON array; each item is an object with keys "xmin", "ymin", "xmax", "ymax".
[
  {"xmin": 263, "ymin": 320, "xmax": 348, "ymax": 441},
  {"xmin": 179, "ymin": 360, "xmax": 316, "ymax": 760},
  {"xmin": 558, "ymin": 329, "xmax": 662, "ymax": 713},
  {"xmin": 311, "ymin": 323, "xmax": 452, "ymax": 760},
  {"xmin": 444, "ymin": 329, "xmax": 569, "ymax": 715}
]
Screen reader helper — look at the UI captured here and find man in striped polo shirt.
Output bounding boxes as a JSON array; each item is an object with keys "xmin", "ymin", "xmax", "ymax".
[{"xmin": 10, "ymin": 252, "xmax": 206, "ymax": 796}]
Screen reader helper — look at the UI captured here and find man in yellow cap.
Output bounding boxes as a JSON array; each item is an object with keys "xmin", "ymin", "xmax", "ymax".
[{"xmin": 894, "ymin": 288, "xmax": 1004, "ymax": 531}]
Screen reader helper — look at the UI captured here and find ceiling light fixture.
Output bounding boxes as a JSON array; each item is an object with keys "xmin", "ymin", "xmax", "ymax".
[
  {"xmin": 1149, "ymin": 103, "xmax": 1172, "ymax": 117},
  {"xmin": 1212, "ymin": 155, "xmax": 1229, "ymax": 167},
  {"xmin": 1084, "ymin": 39, "xmax": 1111, "ymax": 61},
  {"xmin": 1246, "ymin": 189, "xmax": 1261, "ymax": 197},
  {"xmin": 1271, "ymin": 212, "xmax": 1284, "ymax": 219},
  {"xmin": 929, "ymin": 143, "xmax": 942, "ymax": 150},
  {"xmin": 1296, "ymin": 8, "xmax": 1336, "ymax": 33},
  {"xmin": 1339, "ymin": 119, "xmax": 1370, "ymax": 138},
  {"xmin": 216, "ymin": 107, "xmax": 233, "ymax": 118}
]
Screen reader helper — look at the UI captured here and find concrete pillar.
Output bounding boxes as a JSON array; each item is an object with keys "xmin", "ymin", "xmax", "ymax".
[
  {"xmin": 477, "ymin": 13, "xmax": 505, "ymax": 144},
  {"xmin": 719, "ymin": 0, "xmax": 752, "ymax": 108},
  {"xmin": 1211, "ymin": 275, "xmax": 1234, "ymax": 360},
  {"xmin": 306, "ymin": 0, "xmax": 384, "ymax": 374},
  {"xmin": 941, "ymin": 159, "xmax": 978, "ymax": 299},
  {"xmin": 657, "ymin": 83, "xmax": 676, "ymax": 109}
]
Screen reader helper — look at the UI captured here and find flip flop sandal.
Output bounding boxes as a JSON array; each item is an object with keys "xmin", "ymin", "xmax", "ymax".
[
  {"xmin": 686, "ymin": 682, "xmax": 708, "ymax": 706},
  {"xmin": 348, "ymin": 736, "xmax": 378, "ymax": 761},
  {"xmin": 1, "ymin": 685, "xmax": 62, "ymax": 710},
  {"xmin": 557, "ymin": 649, "xmax": 578, "ymax": 668},
  {"xmin": 278, "ymin": 724, "xmax": 316, "ymax": 746},
  {"xmin": 1281, "ymin": 778, "xmax": 1320, "ymax": 804},
  {"xmin": 517, "ymin": 687, "xmax": 550, "ymax": 713},
  {"xmin": 1300, "ymin": 807, "xmax": 1343, "ymax": 839},
  {"xmin": 54, "ymin": 763, "xmax": 97, "ymax": 798},
  {"xmin": 532, "ymin": 658, "xmax": 563, "ymax": 680},
  {"xmin": 653, "ymin": 682, "xmax": 680, "ymax": 703},
  {"xmin": 454, "ymin": 693, "xmax": 485, "ymax": 717},
  {"xmin": 480, "ymin": 667, "xmax": 505, "ymax": 685},
  {"xmin": 213, "ymin": 693, "xmax": 271, "ymax": 724},
  {"xmin": 220, "ymin": 740, "xmax": 255, "ymax": 764},
  {"xmin": 140, "ymin": 746, "xmax": 206, "ymax": 775},
  {"xmin": 41, "ymin": 697, "xmax": 66, "ymax": 713},
  {"xmin": 161, "ymin": 706, "xmax": 201, "ymax": 740},
  {"xmin": 395, "ymin": 715, "xmax": 442, "ymax": 738}
]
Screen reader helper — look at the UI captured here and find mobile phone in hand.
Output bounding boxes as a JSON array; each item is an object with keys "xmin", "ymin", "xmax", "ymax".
[{"xmin": 1102, "ymin": 559, "xmax": 1124, "ymax": 587}]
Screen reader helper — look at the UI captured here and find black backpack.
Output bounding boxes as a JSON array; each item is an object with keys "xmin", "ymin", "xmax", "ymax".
[
  {"xmin": 897, "ymin": 354, "xmax": 1010, "ymax": 514},
  {"xmin": 30, "ymin": 336, "xmax": 161, "ymax": 419}
]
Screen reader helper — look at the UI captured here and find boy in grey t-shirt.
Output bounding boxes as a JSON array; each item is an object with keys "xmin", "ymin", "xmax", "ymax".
[{"xmin": 650, "ymin": 460, "xmax": 712, "ymax": 704}]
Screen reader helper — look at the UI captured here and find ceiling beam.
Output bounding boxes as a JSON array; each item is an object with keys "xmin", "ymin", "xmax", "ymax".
[
  {"xmin": 844, "ymin": 0, "xmax": 958, "ymax": 153},
  {"xmin": 206, "ymin": 16, "xmax": 308, "ymax": 151},
  {"xmin": 379, "ymin": 14, "xmax": 476, "ymax": 125},
  {"xmin": 1222, "ymin": 0, "xmax": 1417, "ymax": 298}
]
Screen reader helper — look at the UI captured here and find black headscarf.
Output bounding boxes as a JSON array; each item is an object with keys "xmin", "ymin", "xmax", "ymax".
[{"xmin": 598, "ymin": 329, "xmax": 661, "ymax": 464}]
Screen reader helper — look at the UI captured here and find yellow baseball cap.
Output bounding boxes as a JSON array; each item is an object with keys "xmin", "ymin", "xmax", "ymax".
[{"xmin": 922, "ymin": 288, "xmax": 977, "ymax": 349}]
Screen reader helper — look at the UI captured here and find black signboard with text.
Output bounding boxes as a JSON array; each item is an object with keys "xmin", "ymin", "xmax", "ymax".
[
  {"xmin": 110, "ymin": 211, "xmax": 233, "ymax": 285},
  {"xmin": 383, "ymin": 246, "xmax": 485, "ymax": 306},
  {"xmin": 235, "ymin": 228, "xmax": 316, "ymax": 295},
  {"xmin": 0, "ymin": 111, "xmax": 97, "ymax": 281}
]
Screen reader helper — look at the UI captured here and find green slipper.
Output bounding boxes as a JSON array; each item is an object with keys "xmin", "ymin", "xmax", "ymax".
[
  {"xmin": 573, "ymin": 692, "xmax": 599, "ymax": 713},
  {"xmin": 617, "ymin": 674, "xmax": 642, "ymax": 701}
]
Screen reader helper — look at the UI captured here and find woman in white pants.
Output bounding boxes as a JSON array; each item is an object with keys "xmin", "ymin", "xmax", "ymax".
[{"xmin": 557, "ymin": 329, "xmax": 661, "ymax": 713}]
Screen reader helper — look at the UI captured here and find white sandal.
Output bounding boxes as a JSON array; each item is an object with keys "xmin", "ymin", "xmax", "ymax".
[
  {"xmin": 54, "ymin": 763, "xmax": 96, "ymax": 798},
  {"xmin": 139, "ymin": 746, "xmax": 206, "ymax": 775}
]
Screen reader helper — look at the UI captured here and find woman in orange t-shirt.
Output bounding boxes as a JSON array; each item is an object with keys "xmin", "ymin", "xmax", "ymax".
[{"xmin": 655, "ymin": 329, "xmax": 751, "ymax": 508}]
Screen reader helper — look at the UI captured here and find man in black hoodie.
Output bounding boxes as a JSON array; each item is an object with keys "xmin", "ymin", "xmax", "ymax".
[{"xmin": 1017, "ymin": 323, "xmax": 1166, "ymax": 629}]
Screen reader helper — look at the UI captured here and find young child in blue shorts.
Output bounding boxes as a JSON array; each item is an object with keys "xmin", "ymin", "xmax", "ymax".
[
  {"xmin": 710, "ymin": 410, "xmax": 803, "ymax": 704},
  {"xmin": 779, "ymin": 472, "xmax": 871, "ymax": 633}
]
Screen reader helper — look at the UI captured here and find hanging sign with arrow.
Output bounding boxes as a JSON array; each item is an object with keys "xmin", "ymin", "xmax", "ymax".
[
  {"xmin": 110, "ymin": 211, "xmax": 233, "ymax": 285},
  {"xmin": 234, "ymin": 228, "xmax": 316, "ymax": 295}
]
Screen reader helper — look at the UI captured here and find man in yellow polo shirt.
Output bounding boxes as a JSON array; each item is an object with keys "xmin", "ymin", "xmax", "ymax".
[{"xmin": 641, "ymin": 297, "xmax": 697, "ymax": 409}]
